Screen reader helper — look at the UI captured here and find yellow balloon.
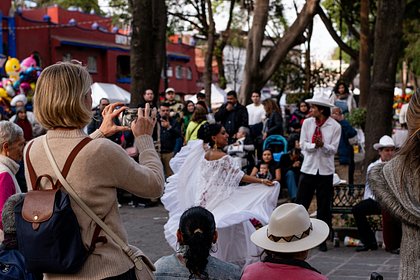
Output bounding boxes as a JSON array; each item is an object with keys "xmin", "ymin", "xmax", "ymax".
[{"xmin": 0, "ymin": 88, "xmax": 7, "ymax": 98}]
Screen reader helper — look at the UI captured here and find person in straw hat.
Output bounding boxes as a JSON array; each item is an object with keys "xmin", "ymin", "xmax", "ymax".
[
  {"xmin": 352, "ymin": 135, "xmax": 399, "ymax": 252},
  {"xmin": 368, "ymin": 88, "xmax": 420, "ymax": 280},
  {"xmin": 241, "ymin": 203, "xmax": 329, "ymax": 280},
  {"xmin": 296, "ymin": 93, "xmax": 341, "ymax": 251}
]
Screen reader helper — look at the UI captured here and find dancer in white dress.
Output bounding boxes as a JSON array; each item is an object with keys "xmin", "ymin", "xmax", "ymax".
[{"xmin": 162, "ymin": 123, "xmax": 280, "ymax": 266}]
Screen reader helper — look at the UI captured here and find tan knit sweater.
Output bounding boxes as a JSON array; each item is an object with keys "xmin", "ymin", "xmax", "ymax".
[{"xmin": 24, "ymin": 129, "xmax": 164, "ymax": 279}]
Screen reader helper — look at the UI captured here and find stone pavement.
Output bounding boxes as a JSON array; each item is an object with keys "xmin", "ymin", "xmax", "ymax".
[{"xmin": 120, "ymin": 205, "xmax": 401, "ymax": 279}]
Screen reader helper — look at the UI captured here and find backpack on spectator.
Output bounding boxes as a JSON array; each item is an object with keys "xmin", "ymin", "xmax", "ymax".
[
  {"xmin": 0, "ymin": 246, "xmax": 36, "ymax": 280},
  {"xmin": 14, "ymin": 138, "xmax": 103, "ymax": 274}
]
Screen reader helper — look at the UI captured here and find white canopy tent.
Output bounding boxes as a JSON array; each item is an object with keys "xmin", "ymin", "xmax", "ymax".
[
  {"xmin": 91, "ymin": 82, "xmax": 131, "ymax": 109},
  {"xmin": 186, "ymin": 84, "xmax": 227, "ymax": 110}
]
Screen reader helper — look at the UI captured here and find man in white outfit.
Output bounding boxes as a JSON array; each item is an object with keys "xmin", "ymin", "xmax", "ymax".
[
  {"xmin": 247, "ymin": 92, "xmax": 266, "ymax": 158},
  {"xmin": 296, "ymin": 93, "xmax": 341, "ymax": 252}
]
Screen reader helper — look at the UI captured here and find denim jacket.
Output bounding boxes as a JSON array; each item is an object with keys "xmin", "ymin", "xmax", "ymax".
[{"xmin": 154, "ymin": 254, "xmax": 241, "ymax": 280}]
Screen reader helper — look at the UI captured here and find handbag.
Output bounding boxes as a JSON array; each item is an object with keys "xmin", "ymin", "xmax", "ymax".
[
  {"xmin": 14, "ymin": 138, "xmax": 95, "ymax": 274},
  {"xmin": 42, "ymin": 136, "xmax": 155, "ymax": 280}
]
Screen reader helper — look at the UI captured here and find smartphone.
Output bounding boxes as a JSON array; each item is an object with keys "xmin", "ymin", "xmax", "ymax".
[{"xmin": 121, "ymin": 108, "xmax": 138, "ymax": 127}]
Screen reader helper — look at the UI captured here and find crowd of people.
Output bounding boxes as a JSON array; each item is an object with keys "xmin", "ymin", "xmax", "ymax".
[{"xmin": 0, "ymin": 61, "xmax": 418, "ymax": 280}]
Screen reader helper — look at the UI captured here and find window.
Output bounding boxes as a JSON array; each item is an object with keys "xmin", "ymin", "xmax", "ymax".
[
  {"xmin": 62, "ymin": 53, "xmax": 72, "ymax": 62},
  {"xmin": 167, "ymin": 66, "xmax": 173, "ymax": 78},
  {"xmin": 87, "ymin": 56, "xmax": 97, "ymax": 73},
  {"xmin": 185, "ymin": 67, "xmax": 192, "ymax": 80},
  {"xmin": 175, "ymin": 65, "xmax": 183, "ymax": 79},
  {"xmin": 116, "ymin": 55, "xmax": 130, "ymax": 78}
]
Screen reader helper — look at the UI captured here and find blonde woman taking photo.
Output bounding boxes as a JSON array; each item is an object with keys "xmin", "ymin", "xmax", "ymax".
[{"xmin": 25, "ymin": 61, "xmax": 164, "ymax": 279}]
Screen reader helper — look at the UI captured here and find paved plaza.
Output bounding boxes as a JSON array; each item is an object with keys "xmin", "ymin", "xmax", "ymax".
[{"xmin": 120, "ymin": 204, "xmax": 400, "ymax": 280}]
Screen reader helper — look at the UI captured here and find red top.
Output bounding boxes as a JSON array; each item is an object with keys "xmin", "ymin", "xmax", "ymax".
[{"xmin": 241, "ymin": 262, "xmax": 327, "ymax": 280}]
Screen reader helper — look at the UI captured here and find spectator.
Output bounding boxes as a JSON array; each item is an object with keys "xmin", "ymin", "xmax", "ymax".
[
  {"xmin": 9, "ymin": 95, "xmax": 45, "ymax": 137},
  {"xmin": 214, "ymin": 90, "xmax": 248, "ymax": 144},
  {"xmin": 332, "ymin": 81, "xmax": 357, "ymax": 114},
  {"xmin": 87, "ymin": 97, "xmax": 122, "ymax": 145},
  {"xmin": 184, "ymin": 105, "xmax": 207, "ymax": 143},
  {"xmin": 288, "ymin": 100, "xmax": 310, "ymax": 150},
  {"xmin": 27, "ymin": 61, "xmax": 163, "ymax": 278},
  {"xmin": 197, "ymin": 92, "xmax": 212, "ymax": 113},
  {"xmin": 154, "ymin": 206, "xmax": 241, "ymax": 280},
  {"xmin": 241, "ymin": 203, "xmax": 329, "ymax": 280},
  {"xmin": 159, "ymin": 103, "xmax": 182, "ymax": 177},
  {"xmin": 255, "ymin": 163, "xmax": 272, "ymax": 180},
  {"xmin": 278, "ymin": 148, "xmax": 303, "ymax": 202},
  {"xmin": 353, "ymin": 135, "xmax": 400, "ymax": 252},
  {"xmin": 247, "ymin": 92, "xmax": 266, "ymax": 159},
  {"xmin": 0, "ymin": 121, "xmax": 25, "ymax": 231},
  {"xmin": 262, "ymin": 99, "xmax": 283, "ymax": 140},
  {"xmin": 13, "ymin": 107, "xmax": 33, "ymax": 142},
  {"xmin": 182, "ymin": 100, "xmax": 195, "ymax": 134},
  {"xmin": 140, "ymin": 88, "xmax": 157, "ymax": 109},
  {"xmin": 224, "ymin": 126, "xmax": 255, "ymax": 171},
  {"xmin": 164, "ymin": 88, "xmax": 184, "ymax": 119},
  {"xmin": 369, "ymin": 89, "xmax": 420, "ymax": 279},
  {"xmin": 250, "ymin": 149, "xmax": 281, "ymax": 183},
  {"xmin": 296, "ymin": 93, "xmax": 341, "ymax": 252},
  {"xmin": 331, "ymin": 107, "xmax": 357, "ymax": 184}
]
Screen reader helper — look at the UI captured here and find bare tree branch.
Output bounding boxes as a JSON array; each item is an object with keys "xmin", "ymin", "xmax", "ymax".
[{"xmin": 317, "ymin": 5, "xmax": 358, "ymax": 60}]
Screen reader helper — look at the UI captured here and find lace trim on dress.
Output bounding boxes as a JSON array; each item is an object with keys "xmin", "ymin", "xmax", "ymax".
[{"xmin": 197, "ymin": 155, "xmax": 244, "ymax": 210}]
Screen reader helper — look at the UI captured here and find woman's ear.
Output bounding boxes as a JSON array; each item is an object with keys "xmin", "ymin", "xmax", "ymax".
[
  {"xmin": 176, "ymin": 229, "xmax": 183, "ymax": 244},
  {"xmin": 213, "ymin": 230, "xmax": 218, "ymax": 244}
]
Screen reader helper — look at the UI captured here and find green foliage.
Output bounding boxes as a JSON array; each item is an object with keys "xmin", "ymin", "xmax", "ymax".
[
  {"xmin": 347, "ymin": 107, "xmax": 367, "ymax": 128},
  {"xmin": 402, "ymin": 0, "xmax": 420, "ymax": 76},
  {"xmin": 331, "ymin": 47, "xmax": 352, "ymax": 63}
]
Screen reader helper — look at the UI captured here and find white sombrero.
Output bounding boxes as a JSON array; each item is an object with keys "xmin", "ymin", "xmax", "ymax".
[
  {"xmin": 373, "ymin": 135, "xmax": 395, "ymax": 150},
  {"xmin": 251, "ymin": 203, "xmax": 329, "ymax": 253},
  {"xmin": 305, "ymin": 93, "xmax": 334, "ymax": 108}
]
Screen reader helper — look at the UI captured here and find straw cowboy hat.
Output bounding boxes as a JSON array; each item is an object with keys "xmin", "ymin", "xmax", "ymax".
[
  {"xmin": 305, "ymin": 93, "xmax": 334, "ymax": 108},
  {"xmin": 373, "ymin": 135, "xmax": 395, "ymax": 150},
  {"xmin": 251, "ymin": 203, "xmax": 329, "ymax": 253}
]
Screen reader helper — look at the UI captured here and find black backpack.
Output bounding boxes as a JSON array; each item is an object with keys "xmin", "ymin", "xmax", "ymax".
[{"xmin": 14, "ymin": 138, "xmax": 103, "ymax": 274}]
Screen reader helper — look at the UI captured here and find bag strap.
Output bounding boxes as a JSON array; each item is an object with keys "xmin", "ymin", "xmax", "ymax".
[
  {"xmin": 25, "ymin": 138, "xmax": 92, "ymax": 190},
  {"xmin": 42, "ymin": 136, "xmax": 145, "ymax": 271}
]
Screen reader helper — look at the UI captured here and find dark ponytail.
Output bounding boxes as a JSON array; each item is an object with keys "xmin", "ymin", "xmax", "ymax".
[
  {"xmin": 197, "ymin": 123, "xmax": 222, "ymax": 147},
  {"xmin": 179, "ymin": 206, "xmax": 216, "ymax": 279}
]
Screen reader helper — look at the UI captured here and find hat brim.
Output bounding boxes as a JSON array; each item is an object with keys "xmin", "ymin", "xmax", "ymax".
[
  {"xmin": 250, "ymin": 218, "xmax": 329, "ymax": 253},
  {"xmin": 373, "ymin": 144, "xmax": 395, "ymax": 150},
  {"xmin": 305, "ymin": 99, "xmax": 334, "ymax": 108}
]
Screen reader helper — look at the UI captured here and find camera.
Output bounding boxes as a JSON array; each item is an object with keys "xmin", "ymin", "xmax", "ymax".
[{"xmin": 121, "ymin": 108, "xmax": 138, "ymax": 127}]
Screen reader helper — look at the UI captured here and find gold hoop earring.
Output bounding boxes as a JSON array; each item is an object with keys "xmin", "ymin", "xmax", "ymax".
[
  {"xmin": 211, "ymin": 242, "xmax": 218, "ymax": 253},
  {"xmin": 213, "ymin": 143, "xmax": 218, "ymax": 150},
  {"xmin": 175, "ymin": 242, "xmax": 180, "ymax": 252}
]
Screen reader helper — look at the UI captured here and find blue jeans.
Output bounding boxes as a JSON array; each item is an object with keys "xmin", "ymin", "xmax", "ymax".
[{"xmin": 286, "ymin": 170, "xmax": 298, "ymax": 200}]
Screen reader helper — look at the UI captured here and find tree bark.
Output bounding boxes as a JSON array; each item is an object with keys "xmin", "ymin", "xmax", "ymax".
[
  {"xmin": 203, "ymin": 0, "xmax": 215, "ymax": 107},
  {"xmin": 129, "ymin": 0, "xmax": 167, "ymax": 107},
  {"xmin": 363, "ymin": 0, "xmax": 405, "ymax": 172},
  {"xmin": 341, "ymin": 57, "xmax": 359, "ymax": 85},
  {"xmin": 358, "ymin": 0, "xmax": 370, "ymax": 108},
  {"xmin": 239, "ymin": 0, "xmax": 319, "ymax": 104},
  {"xmin": 215, "ymin": 0, "xmax": 235, "ymax": 89},
  {"xmin": 304, "ymin": 21, "xmax": 313, "ymax": 94}
]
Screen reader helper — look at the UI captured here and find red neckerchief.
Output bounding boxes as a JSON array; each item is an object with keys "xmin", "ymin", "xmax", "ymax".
[{"xmin": 312, "ymin": 118, "xmax": 327, "ymax": 143}]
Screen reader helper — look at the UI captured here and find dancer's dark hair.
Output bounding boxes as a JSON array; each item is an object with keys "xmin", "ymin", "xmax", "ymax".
[
  {"xmin": 179, "ymin": 206, "xmax": 216, "ymax": 280},
  {"xmin": 197, "ymin": 123, "xmax": 222, "ymax": 146}
]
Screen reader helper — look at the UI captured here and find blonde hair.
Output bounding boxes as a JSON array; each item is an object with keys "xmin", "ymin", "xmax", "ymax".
[{"xmin": 34, "ymin": 61, "xmax": 92, "ymax": 129}]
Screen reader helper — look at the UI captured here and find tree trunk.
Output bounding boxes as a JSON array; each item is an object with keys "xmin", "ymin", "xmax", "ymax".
[
  {"xmin": 341, "ymin": 58, "xmax": 359, "ymax": 84},
  {"xmin": 304, "ymin": 21, "xmax": 313, "ymax": 94},
  {"xmin": 358, "ymin": 0, "xmax": 370, "ymax": 108},
  {"xmin": 215, "ymin": 0, "xmax": 235, "ymax": 90},
  {"xmin": 203, "ymin": 0, "xmax": 216, "ymax": 107},
  {"xmin": 239, "ymin": 0, "xmax": 319, "ymax": 104},
  {"xmin": 363, "ymin": 0, "xmax": 405, "ymax": 172},
  {"xmin": 129, "ymin": 0, "xmax": 167, "ymax": 107}
]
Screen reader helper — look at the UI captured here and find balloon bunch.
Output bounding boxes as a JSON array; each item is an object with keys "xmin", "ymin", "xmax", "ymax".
[{"xmin": 0, "ymin": 55, "xmax": 43, "ymax": 117}]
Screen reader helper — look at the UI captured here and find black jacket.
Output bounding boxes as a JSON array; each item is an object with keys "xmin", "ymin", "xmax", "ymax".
[{"xmin": 215, "ymin": 103, "xmax": 248, "ymax": 141}]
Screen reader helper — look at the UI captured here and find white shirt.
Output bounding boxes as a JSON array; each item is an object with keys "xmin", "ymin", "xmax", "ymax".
[
  {"xmin": 246, "ymin": 103, "xmax": 266, "ymax": 126},
  {"xmin": 364, "ymin": 159, "xmax": 383, "ymax": 200},
  {"xmin": 299, "ymin": 117, "xmax": 341, "ymax": 175}
]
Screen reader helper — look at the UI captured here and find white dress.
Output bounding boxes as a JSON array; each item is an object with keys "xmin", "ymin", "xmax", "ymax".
[{"xmin": 162, "ymin": 140, "xmax": 280, "ymax": 266}]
